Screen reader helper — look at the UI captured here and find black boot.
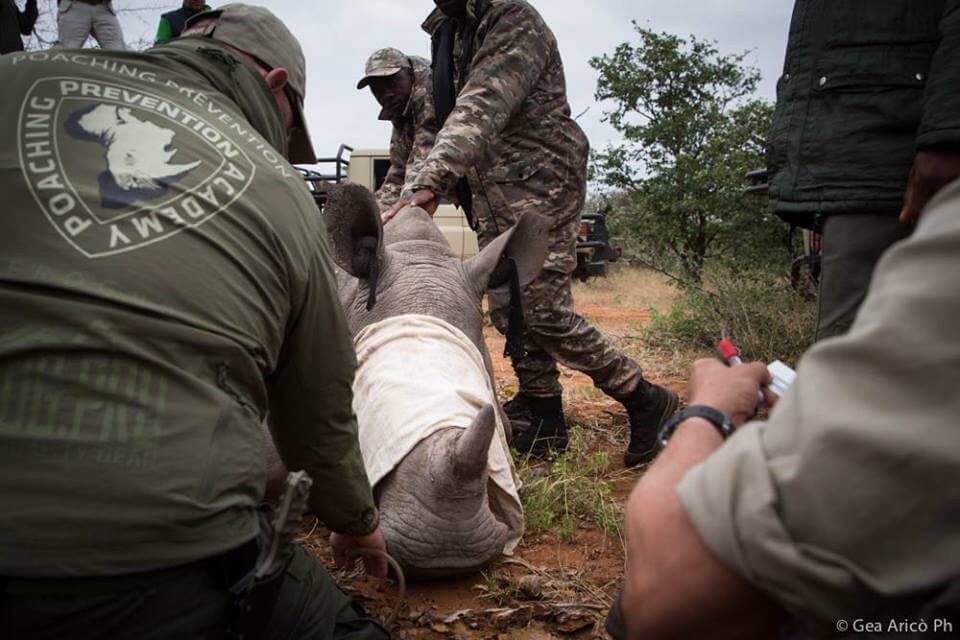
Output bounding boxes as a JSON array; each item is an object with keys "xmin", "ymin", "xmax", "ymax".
[
  {"xmin": 620, "ymin": 382, "xmax": 679, "ymax": 467},
  {"xmin": 506, "ymin": 393, "xmax": 567, "ymax": 457}
]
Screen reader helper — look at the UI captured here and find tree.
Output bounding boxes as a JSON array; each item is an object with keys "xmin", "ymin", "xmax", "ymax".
[{"xmin": 590, "ymin": 24, "xmax": 787, "ymax": 285}]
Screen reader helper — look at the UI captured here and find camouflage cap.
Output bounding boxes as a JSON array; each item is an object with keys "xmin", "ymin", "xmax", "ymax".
[
  {"xmin": 356, "ymin": 48, "xmax": 412, "ymax": 90},
  {"xmin": 185, "ymin": 3, "xmax": 316, "ymax": 163}
]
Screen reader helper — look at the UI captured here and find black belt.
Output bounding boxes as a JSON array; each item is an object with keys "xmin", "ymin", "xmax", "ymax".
[{"xmin": 1, "ymin": 539, "xmax": 258, "ymax": 598}]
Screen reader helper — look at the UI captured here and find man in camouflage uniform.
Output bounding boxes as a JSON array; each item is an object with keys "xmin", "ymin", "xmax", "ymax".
[
  {"xmin": 385, "ymin": 0, "xmax": 677, "ymax": 465},
  {"xmin": 357, "ymin": 47, "xmax": 439, "ymax": 212}
]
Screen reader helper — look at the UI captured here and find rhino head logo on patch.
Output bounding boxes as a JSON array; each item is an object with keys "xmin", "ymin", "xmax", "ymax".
[{"xmin": 66, "ymin": 104, "xmax": 201, "ymax": 209}]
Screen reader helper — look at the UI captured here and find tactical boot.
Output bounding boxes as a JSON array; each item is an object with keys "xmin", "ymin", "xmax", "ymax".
[
  {"xmin": 503, "ymin": 392, "xmax": 533, "ymax": 434},
  {"xmin": 621, "ymin": 382, "xmax": 679, "ymax": 467},
  {"xmin": 506, "ymin": 393, "xmax": 567, "ymax": 458}
]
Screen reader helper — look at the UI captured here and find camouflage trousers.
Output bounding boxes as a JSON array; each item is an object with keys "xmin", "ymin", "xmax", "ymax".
[{"xmin": 477, "ymin": 171, "xmax": 643, "ymax": 400}]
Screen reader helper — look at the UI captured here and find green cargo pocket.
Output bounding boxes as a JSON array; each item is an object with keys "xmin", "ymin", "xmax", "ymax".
[
  {"xmin": 475, "ymin": 157, "xmax": 545, "ymax": 231},
  {"xmin": 799, "ymin": 46, "xmax": 932, "ymax": 188},
  {"xmin": 486, "ymin": 154, "xmax": 545, "ymax": 184}
]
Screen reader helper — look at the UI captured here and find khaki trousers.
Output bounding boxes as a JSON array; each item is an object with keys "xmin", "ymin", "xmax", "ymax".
[
  {"xmin": 56, "ymin": 1, "xmax": 125, "ymax": 50},
  {"xmin": 816, "ymin": 214, "xmax": 912, "ymax": 341}
]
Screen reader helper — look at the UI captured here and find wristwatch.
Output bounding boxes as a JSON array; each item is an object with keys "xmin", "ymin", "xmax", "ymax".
[{"xmin": 657, "ymin": 405, "xmax": 735, "ymax": 448}]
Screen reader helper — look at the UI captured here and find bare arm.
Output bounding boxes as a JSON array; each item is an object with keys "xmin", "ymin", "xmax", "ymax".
[{"xmin": 622, "ymin": 361, "xmax": 787, "ymax": 639}]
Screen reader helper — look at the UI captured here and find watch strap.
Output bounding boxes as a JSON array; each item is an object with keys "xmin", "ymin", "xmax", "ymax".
[{"xmin": 658, "ymin": 405, "xmax": 735, "ymax": 448}]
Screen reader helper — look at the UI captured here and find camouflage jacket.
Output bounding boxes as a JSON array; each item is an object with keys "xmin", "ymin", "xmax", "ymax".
[
  {"xmin": 375, "ymin": 55, "xmax": 438, "ymax": 211},
  {"xmin": 414, "ymin": 0, "xmax": 589, "ymax": 227}
]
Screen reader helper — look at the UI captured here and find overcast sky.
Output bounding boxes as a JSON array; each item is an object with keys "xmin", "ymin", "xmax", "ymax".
[{"xmin": 33, "ymin": 0, "xmax": 797, "ymax": 162}]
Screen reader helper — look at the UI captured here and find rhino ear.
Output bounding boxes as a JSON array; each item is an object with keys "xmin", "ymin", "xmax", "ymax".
[
  {"xmin": 324, "ymin": 184, "xmax": 383, "ymax": 280},
  {"xmin": 464, "ymin": 212, "xmax": 550, "ymax": 294}
]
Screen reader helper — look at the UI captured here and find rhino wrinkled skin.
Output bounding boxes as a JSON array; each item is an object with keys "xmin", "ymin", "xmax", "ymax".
[{"xmin": 271, "ymin": 184, "xmax": 548, "ymax": 578}]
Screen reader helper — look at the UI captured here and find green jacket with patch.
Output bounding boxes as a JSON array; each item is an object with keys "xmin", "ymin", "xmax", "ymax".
[
  {"xmin": 767, "ymin": 0, "xmax": 960, "ymax": 224},
  {"xmin": 0, "ymin": 40, "xmax": 376, "ymax": 577}
]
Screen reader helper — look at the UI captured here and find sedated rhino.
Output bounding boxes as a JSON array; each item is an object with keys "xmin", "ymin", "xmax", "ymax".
[{"xmin": 319, "ymin": 184, "xmax": 550, "ymax": 578}]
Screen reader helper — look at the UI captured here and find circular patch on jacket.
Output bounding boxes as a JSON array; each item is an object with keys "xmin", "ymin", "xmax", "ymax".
[{"xmin": 18, "ymin": 77, "xmax": 256, "ymax": 258}]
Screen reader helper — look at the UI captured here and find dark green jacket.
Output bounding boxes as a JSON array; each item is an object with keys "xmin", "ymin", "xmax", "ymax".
[
  {"xmin": 0, "ymin": 40, "xmax": 376, "ymax": 577},
  {"xmin": 767, "ymin": 0, "xmax": 960, "ymax": 224}
]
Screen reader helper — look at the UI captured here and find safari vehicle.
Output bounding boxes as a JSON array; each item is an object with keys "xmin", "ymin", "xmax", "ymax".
[
  {"xmin": 576, "ymin": 208, "xmax": 620, "ymax": 281},
  {"xmin": 300, "ymin": 145, "xmax": 478, "ymax": 260},
  {"xmin": 301, "ymin": 146, "xmax": 619, "ymax": 278}
]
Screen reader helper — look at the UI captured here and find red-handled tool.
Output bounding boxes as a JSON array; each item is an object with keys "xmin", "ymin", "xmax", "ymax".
[
  {"xmin": 715, "ymin": 339, "xmax": 765, "ymax": 406},
  {"xmin": 715, "ymin": 339, "xmax": 743, "ymax": 366}
]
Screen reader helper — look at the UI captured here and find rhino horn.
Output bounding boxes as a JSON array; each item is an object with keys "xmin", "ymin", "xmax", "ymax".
[{"xmin": 453, "ymin": 403, "xmax": 496, "ymax": 479}]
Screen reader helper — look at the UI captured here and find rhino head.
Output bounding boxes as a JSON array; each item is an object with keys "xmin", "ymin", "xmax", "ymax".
[{"xmin": 322, "ymin": 184, "xmax": 549, "ymax": 577}]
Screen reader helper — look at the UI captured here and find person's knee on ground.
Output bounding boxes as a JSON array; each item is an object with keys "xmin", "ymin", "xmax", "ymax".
[{"xmin": 264, "ymin": 541, "xmax": 388, "ymax": 640}]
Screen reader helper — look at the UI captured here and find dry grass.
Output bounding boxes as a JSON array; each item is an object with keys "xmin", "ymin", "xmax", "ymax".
[
  {"xmin": 470, "ymin": 559, "xmax": 615, "ymax": 635},
  {"xmin": 572, "ymin": 266, "xmax": 697, "ymax": 381},
  {"xmin": 571, "ymin": 265, "xmax": 678, "ymax": 314}
]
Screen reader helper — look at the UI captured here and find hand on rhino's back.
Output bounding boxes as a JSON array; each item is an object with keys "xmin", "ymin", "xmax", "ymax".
[{"xmin": 323, "ymin": 184, "xmax": 550, "ymax": 342}]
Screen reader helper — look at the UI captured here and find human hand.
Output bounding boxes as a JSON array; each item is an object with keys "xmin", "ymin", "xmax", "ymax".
[
  {"xmin": 687, "ymin": 359, "xmax": 773, "ymax": 426},
  {"xmin": 410, "ymin": 189, "xmax": 439, "ymax": 216},
  {"xmin": 900, "ymin": 149, "xmax": 960, "ymax": 225},
  {"xmin": 381, "ymin": 198, "xmax": 407, "ymax": 225},
  {"xmin": 329, "ymin": 526, "xmax": 388, "ymax": 577},
  {"xmin": 381, "ymin": 189, "xmax": 438, "ymax": 225}
]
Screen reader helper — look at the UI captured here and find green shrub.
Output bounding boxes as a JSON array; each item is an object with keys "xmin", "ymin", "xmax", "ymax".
[
  {"xmin": 645, "ymin": 267, "xmax": 816, "ymax": 366},
  {"xmin": 516, "ymin": 427, "xmax": 623, "ymax": 542}
]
